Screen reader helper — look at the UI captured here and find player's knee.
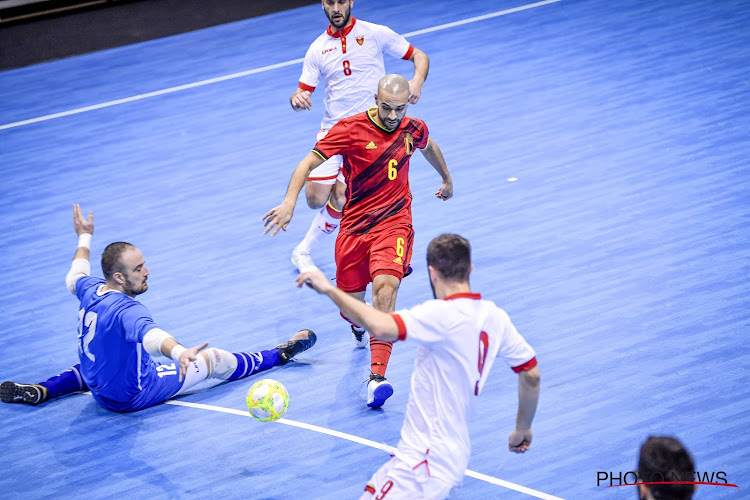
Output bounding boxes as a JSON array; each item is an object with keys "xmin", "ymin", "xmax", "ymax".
[
  {"xmin": 305, "ymin": 183, "xmax": 332, "ymax": 209},
  {"xmin": 204, "ymin": 348, "xmax": 238, "ymax": 380},
  {"xmin": 305, "ymin": 194, "xmax": 326, "ymax": 209}
]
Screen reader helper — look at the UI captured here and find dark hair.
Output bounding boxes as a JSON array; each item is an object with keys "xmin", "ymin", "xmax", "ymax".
[
  {"xmin": 426, "ymin": 234, "xmax": 471, "ymax": 282},
  {"xmin": 638, "ymin": 436, "xmax": 695, "ymax": 500},
  {"xmin": 101, "ymin": 242, "xmax": 136, "ymax": 280}
]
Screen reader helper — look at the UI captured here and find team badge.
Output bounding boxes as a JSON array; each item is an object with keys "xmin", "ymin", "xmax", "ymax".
[
  {"xmin": 356, "ymin": 36, "xmax": 365, "ymax": 45},
  {"xmin": 404, "ymin": 133, "xmax": 414, "ymax": 155}
]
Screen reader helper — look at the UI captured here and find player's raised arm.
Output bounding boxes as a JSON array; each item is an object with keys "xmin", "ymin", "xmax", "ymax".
[
  {"xmin": 419, "ymin": 139, "xmax": 453, "ymax": 201},
  {"xmin": 509, "ymin": 366, "xmax": 541, "ymax": 453},
  {"xmin": 66, "ymin": 204, "xmax": 94, "ymax": 294},
  {"xmin": 290, "ymin": 87, "xmax": 313, "ymax": 111},
  {"xmin": 406, "ymin": 47, "xmax": 429, "ymax": 104},
  {"xmin": 263, "ymin": 151, "xmax": 326, "ymax": 236},
  {"xmin": 296, "ymin": 270, "xmax": 400, "ymax": 341}
]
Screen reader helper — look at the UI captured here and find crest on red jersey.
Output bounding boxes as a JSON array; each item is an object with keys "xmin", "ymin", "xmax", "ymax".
[
  {"xmin": 404, "ymin": 133, "xmax": 414, "ymax": 155},
  {"xmin": 356, "ymin": 36, "xmax": 365, "ymax": 45}
]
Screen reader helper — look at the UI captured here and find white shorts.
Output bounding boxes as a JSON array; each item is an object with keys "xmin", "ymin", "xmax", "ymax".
[
  {"xmin": 359, "ymin": 456, "xmax": 455, "ymax": 500},
  {"xmin": 309, "ymin": 129, "xmax": 345, "ymax": 185}
]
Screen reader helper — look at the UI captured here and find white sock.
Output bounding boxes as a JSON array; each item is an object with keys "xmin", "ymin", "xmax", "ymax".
[
  {"xmin": 298, "ymin": 205, "xmax": 341, "ymax": 253},
  {"xmin": 204, "ymin": 348, "xmax": 239, "ymax": 380}
]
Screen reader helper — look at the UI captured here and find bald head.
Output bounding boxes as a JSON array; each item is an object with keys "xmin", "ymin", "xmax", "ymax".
[
  {"xmin": 378, "ymin": 74, "xmax": 410, "ymax": 96},
  {"xmin": 374, "ymin": 74, "xmax": 410, "ymax": 131}
]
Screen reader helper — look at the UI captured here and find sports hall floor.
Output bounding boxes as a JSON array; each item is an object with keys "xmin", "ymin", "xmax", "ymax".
[{"xmin": 1, "ymin": 0, "xmax": 748, "ymax": 498}]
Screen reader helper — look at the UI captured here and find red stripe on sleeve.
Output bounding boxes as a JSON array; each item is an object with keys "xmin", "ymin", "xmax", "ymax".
[
  {"xmin": 402, "ymin": 45, "xmax": 415, "ymax": 60},
  {"xmin": 365, "ymin": 485, "xmax": 376, "ymax": 494},
  {"xmin": 512, "ymin": 356, "xmax": 537, "ymax": 373},
  {"xmin": 392, "ymin": 314, "xmax": 407, "ymax": 341},
  {"xmin": 298, "ymin": 82, "xmax": 316, "ymax": 92}
]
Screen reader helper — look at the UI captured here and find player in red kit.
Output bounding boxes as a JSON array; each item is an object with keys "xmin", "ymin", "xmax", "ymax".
[
  {"xmin": 264, "ymin": 74, "xmax": 453, "ymax": 408},
  {"xmin": 289, "ymin": 0, "xmax": 429, "ymax": 274}
]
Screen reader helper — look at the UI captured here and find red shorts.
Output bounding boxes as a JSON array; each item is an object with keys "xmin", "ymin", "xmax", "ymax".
[{"xmin": 335, "ymin": 224, "xmax": 414, "ymax": 293}]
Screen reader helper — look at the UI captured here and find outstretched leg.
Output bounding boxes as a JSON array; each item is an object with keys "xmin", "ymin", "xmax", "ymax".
[
  {"xmin": 1, "ymin": 364, "xmax": 87, "ymax": 405},
  {"xmin": 188, "ymin": 329, "xmax": 317, "ymax": 387}
]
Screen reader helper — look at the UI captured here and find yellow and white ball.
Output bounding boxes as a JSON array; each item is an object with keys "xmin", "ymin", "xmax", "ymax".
[{"xmin": 246, "ymin": 379, "xmax": 289, "ymax": 422}]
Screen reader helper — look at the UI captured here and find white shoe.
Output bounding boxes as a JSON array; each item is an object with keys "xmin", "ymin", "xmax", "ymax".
[
  {"xmin": 367, "ymin": 374, "xmax": 393, "ymax": 408},
  {"xmin": 291, "ymin": 245, "xmax": 318, "ymax": 273},
  {"xmin": 351, "ymin": 326, "xmax": 369, "ymax": 348}
]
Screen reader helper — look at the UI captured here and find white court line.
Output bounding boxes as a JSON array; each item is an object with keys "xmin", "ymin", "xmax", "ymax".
[
  {"xmin": 0, "ymin": 0, "xmax": 563, "ymax": 131},
  {"xmin": 166, "ymin": 399, "xmax": 566, "ymax": 500}
]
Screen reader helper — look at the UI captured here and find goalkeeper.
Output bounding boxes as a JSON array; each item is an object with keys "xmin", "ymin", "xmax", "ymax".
[{"xmin": 1, "ymin": 204, "xmax": 316, "ymax": 412}]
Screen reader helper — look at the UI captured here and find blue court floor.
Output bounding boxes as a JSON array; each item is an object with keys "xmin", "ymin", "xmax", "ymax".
[{"xmin": 1, "ymin": 1, "xmax": 748, "ymax": 498}]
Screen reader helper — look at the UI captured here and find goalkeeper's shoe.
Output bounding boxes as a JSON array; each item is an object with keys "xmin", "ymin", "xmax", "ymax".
[
  {"xmin": 276, "ymin": 329, "xmax": 317, "ymax": 364},
  {"xmin": 0, "ymin": 381, "xmax": 48, "ymax": 405}
]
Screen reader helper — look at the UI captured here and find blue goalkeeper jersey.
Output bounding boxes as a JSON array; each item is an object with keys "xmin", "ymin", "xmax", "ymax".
[{"xmin": 75, "ymin": 276, "xmax": 179, "ymax": 412}]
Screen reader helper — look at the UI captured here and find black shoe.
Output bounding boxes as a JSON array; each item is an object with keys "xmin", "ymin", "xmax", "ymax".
[
  {"xmin": 0, "ymin": 381, "xmax": 48, "ymax": 405},
  {"xmin": 276, "ymin": 329, "xmax": 316, "ymax": 364},
  {"xmin": 351, "ymin": 325, "xmax": 369, "ymax": 348}
]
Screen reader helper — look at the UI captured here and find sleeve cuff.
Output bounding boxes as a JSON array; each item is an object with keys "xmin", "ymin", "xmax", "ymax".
[
  {"xmin": 392, "ymin": 314, "xmax": 407, "ymax": 341},
  {"xmin": 299, "ymin": 82, "xmax": 316, "ymax": 92},
  {"xmin": 511, "ymin": 356, "xmax": 537, "ymax": 373},
  {"xmin": 402, "ymin": 45, "xmax": 415, "ymax": 60},
  {"xmin": 312, "ymin": 148, "xmax": 329, "ymax": 161}
]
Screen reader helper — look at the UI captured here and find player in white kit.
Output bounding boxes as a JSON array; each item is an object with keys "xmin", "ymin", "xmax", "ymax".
[
  {"xmin": 297, "ymin": 234, "xmax": 541, "ymax": 499},
  {"xmin": 288, "ymin": 0, "xmax": 429, "ymax": 278}
]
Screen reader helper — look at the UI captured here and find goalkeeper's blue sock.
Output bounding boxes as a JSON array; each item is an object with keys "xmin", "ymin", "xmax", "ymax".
[
  {"xmin": 39, "ymin": 364, "xmax": 86, "ymax": 398},
  {"xmin": 228, "ymin": 350, "xmax": 281, "ymax": 381}
]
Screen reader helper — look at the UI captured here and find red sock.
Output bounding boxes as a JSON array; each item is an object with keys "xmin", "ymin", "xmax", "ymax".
[{"xmin": 370, "ymin": 340, "xmax": 393, "ymax": 377}]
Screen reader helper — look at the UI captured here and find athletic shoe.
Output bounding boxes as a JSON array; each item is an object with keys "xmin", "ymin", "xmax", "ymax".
[
  {"xmin": 291, "ymin": 245, "xmax": 318, "ymax": 273},
  {"xmin": 0, "ymin": 381, "xmax": 48, "ymax": 405},
  {"xmin": 351, "ymin": 325, "xmax": 369, "ymax": 348},
  {"xmin": 367, "ymin": 374, "xmax": 393, "ymax": 408},
  {"xmin": 276, "ymin": 329, "xmax": 317, "ymax": 364}
]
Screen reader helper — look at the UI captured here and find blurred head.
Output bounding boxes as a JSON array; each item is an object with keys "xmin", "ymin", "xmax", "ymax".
[
  {"xmin": 426, "ymin": 234, "xmax": 472, "ymax": 298},
  {"xmin": 322, "ymin": 0, "xmax": 353, "ymax": 30},
  {"xmin": 101, "ymin": 242, "xmax": 149, "ymax": 297},
  {"xmin": 374, "ymin": 74, "xmax": 410, "ymax": 131},
  {"xmin": 638, "ymin": 436, "xmax": 696, "ymax": 500}
]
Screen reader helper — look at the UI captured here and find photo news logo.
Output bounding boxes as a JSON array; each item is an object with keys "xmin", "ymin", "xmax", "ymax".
[{"xmin": 597, "ymin": 470, "xmax": 739, "ymax": 489}]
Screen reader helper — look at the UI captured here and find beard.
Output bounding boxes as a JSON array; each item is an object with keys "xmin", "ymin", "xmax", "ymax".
[
  {"xmin": 124, "ymin": 277, "xmax": 148, "ymax": 297},
  {"xmin": 326, "ymin": 7, "xmax": 350, "ymax": 29}
]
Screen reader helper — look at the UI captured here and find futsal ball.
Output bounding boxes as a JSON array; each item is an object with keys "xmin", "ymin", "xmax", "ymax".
[{"xmin": 246, "ymin": 379, "xmax": 289, "ymax": 422}]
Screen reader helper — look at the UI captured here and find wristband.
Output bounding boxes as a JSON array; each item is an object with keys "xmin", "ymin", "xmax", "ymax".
[
  {"xmin": 78, "ymin": 233, "xmax": 92, "ymax": 249},
  {"xmin": 170, "ymin": 345, "xmax": 187, "ymax": 361}
]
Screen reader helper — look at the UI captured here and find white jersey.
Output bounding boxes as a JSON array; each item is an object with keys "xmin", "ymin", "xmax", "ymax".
[
  {"xmin": 391, "ymin": 293, "xmax": 537, "ymax": 485},
  {"xmin": 299, "ymin": 18, "xmax": 413, "ymax": 130}
]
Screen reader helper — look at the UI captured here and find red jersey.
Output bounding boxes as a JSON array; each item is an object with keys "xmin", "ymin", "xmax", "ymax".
[{"xmin": 312, "ymin": 109, "xmax": 429, "ymax": 235}]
